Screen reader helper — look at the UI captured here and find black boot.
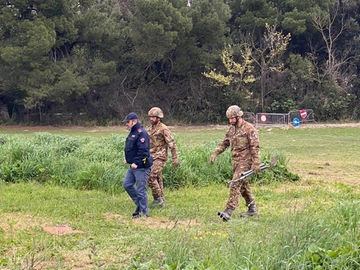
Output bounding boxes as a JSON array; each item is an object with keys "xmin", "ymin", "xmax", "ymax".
[
  {"xmin": 240, "ymin": 204, "xmax": 258, "ymax": 218},
  {"xmin": 132, "ymin": 205, "xmax": 140, "ymax": 218},
  {"xmin": 217, "ymin": 208, "xmax": 233, "ymax": 222}
]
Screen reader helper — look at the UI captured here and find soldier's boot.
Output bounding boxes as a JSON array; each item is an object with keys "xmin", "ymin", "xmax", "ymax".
[
  {"xmin": 217, "ymin": 208, "xmax": 233, "ymax": 222},
  {"xmin": 152, "ymin": 197, "xmax": 165, "ymax": 208},
  {"xmin": 240, "ymin": 204, "xmax": 258, "ymax": 218}
]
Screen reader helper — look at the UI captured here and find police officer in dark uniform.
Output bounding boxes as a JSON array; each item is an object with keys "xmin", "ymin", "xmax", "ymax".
[{"xmin": 122, "ymin": 112, "xmax": 153, "ymax": 218}]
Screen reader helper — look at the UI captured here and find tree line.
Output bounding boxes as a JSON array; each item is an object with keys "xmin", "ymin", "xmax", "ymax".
[{"xmin": 0, "ymin": 0, "xmax": 359, "ymax": 125}]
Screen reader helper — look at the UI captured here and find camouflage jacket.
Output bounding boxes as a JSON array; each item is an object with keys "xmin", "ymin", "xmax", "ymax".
[
  {"xmin": 212, "ymin": 121, "xmax": 260, "ymax": 166},
  {"xmin": 147, "ymin": 122, "xmax": 178, "ymax": 161}
]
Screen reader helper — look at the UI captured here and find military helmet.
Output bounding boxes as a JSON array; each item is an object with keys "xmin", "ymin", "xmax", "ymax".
[
  {"xmin": 148, "ymin": 107, "xmax": 164, "ymax": 118},
  {"xmin": 226, "ymin": 105, "xmax": 244, "ymax": 118}
]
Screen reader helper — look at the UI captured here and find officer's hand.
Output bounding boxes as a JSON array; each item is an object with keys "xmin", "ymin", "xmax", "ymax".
[
  {"xmin": 172, "ymin": 158, "xmax": 179, "ymax": 168},
  {"xmin": 252, "ymin": 163, "xmax": 261, "ymax": 174},
  {"xmin": 123, "ymin": 160, "xmax": 127, "ymax": 165},
  {"xmin": 131, "ymin": 163, "xmax": 138, "ymax": 169},
  {"xmin": 210, "ymin": 154, "xmax": 216, "ymax": 165}
]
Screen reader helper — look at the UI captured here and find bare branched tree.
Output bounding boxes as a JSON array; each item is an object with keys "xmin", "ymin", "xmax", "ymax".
[{"xmin": 310, "ymin": 1, "xmax": 356, "ymax": 93}]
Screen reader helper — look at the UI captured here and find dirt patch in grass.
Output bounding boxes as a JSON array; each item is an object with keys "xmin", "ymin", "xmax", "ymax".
[
  {"xmin": 42, "ymin": 225, "xmax": 84, "ymax": 235},
  {"xmin": 0, "ymin": 212, "xmax": 199, "ymax": 235},
  {"xmin": 0, "ymin": 213, "xmax": 48, "ymax": 233},
  {"xmin": 105, "ymin": 213, "xmax": 202, "ymax": 229}
]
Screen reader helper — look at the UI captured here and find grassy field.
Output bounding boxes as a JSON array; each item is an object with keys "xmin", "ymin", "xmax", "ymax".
[{"xmin": 0, "ymin": 124, "xmax": 359, "ymax": 269}]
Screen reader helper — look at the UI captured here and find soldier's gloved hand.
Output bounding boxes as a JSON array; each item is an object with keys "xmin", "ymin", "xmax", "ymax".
[
  {"xmin": 210, "ymin": 154, "xmax": 216, "ymax": 165},
  {"xmin": 172, "ymin": 158, "xmax": 179, "ymax": 168},
  {"xmin": 252, "ymin": 163, "xmax": 261, "ymax": 174}
]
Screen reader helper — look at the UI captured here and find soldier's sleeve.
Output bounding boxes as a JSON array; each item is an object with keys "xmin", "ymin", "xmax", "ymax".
[
  {"xmin": 163, "ymin": 128, "xmax": 178, "ymax": 160},
  {"xmin": 248, "ymin": 128, "xmax": 260, "ymax": 165},
  {"xmin": 212, "ymin": 134, "xmax": 230, "ymax": 156}
]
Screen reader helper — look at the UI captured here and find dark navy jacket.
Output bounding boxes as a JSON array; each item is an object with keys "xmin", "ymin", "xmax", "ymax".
[{"xmin": 124, "ymin": 122, "xmax": 153, "ymax": 168}]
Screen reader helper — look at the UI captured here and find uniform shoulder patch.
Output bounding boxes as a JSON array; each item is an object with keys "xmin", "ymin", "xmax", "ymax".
[{"xmin": 140, "ymin": 138, "xmax": 145, "ymax": 143}]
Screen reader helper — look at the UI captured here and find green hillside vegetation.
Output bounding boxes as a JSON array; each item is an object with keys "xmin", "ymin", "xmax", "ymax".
[
  {"xmin": 0, "ymin": 125, "xmax": 359, "ymax": 269},
  {"xmin": 1, "ymin": 0, "xmax": 360, "ymax": 124}
]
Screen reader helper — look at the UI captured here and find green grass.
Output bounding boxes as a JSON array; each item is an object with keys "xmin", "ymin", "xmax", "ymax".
[
  {"xmin": 0, "ymin": 125, "xmax": 359, "ymax": 269},
  {"xmin": 259, "ymin": 127, "xmax": 360, "ymax": 185}
]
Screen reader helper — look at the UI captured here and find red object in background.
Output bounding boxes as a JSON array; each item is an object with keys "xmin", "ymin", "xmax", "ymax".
[
  {"xmin": 300, "ymin": 109, "xmax": 307, "ymax": 118},
  {"xmin": 260, "ymin": 114, "xmax": 267, "ymax": 122}
]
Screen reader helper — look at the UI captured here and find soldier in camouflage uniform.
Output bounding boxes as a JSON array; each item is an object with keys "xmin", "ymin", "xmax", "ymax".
[
  {"xmin": 210, "ymin": 105, "xmax": 261, "ymax": 221},
  {"xmin": 147, "ymin": 107, "xmax": 179, "ymax": 207}
]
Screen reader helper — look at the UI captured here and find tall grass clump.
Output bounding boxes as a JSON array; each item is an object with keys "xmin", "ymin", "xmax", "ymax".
[
  {"xmin": 163, "ymin": 139, "xmax": 299, "ymax": 188},
  {"xmin": 0, "ymin": 133, "xmax": 128, "ymax": 193},
  {"xmin": 71, "ymin": 135, "xmax": 126, "ymax": 192},
  {"xmin": 162, "ymin": 140, "xmax": 233, "ymax": 188},
  {"xmin": 0, "ymin": 133, "xmax": 298, "ymax": 193}
]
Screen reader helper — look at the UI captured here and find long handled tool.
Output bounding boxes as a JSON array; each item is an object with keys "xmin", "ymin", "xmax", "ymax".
[{"xmin": 228, "ymin": 155, "xmax": 279, "ymax": 187}]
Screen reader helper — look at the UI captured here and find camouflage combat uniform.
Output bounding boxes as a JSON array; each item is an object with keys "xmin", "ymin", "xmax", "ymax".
[
  {"xmin": 212, "ymin": 120, "xmax": 260, "ymax": 210},
  {"xmin": 147, "ymin": 122, "xmax": 179, "ymax": 201}
]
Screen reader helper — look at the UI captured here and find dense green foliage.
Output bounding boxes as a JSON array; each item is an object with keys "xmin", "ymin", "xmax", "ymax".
[
  {"xmin": 0, "ymin": 0, "xmax": 360, "ymax": 124},
  {"xmin": 0, "ymin": 132, "xmax": 298, "ymax": 190}
]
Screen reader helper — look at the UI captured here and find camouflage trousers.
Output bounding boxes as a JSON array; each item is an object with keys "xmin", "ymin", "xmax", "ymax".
[
  {"xmin": 148, "ymin": 158, "xmax": 166, "ymax": 200},
  {"xmin": 226, "ymin": 163, "xmax": 255, "ymax": 210}
]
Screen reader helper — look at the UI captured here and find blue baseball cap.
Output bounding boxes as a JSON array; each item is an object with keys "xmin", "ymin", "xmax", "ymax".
[{"xmin": 122, "ymin": 112, "xmax": 139, "ymax": 122}]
